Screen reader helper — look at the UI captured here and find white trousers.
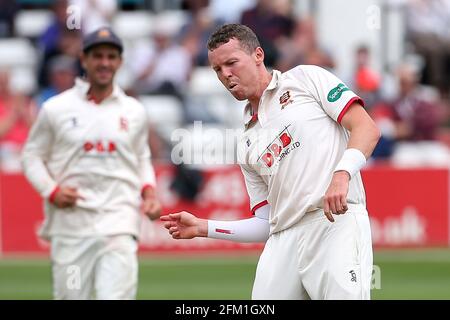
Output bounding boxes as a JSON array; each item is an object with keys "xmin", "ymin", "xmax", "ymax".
[
  {"xmin": 50, "ymin": 234, "xmax": 138, "ymax": 300},
  {"xmin": 252, "ymin": 206, "xmax": 373, "ymax": 300}
]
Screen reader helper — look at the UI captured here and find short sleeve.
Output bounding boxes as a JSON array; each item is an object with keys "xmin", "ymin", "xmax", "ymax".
[
  {"xmin": 240, "ymin": 163, "xmax": 269, "ymax": 214},
  {"xmin": 297, "ymin": 65, "xmax": 364, "ymax": 123}
]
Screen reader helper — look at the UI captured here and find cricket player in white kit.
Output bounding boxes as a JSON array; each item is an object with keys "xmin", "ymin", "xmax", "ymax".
[
  {"xmin": 161, "ymin": 24, "xmax": 380, "ymax": 300},
  {"xmin": 21, "ymin": 27, "xmax": 161, "ymax": 300}
]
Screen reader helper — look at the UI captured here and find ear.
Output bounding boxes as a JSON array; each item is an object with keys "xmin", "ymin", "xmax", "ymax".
[{"xmin": 254, "ymin": 47, "xmax": 265, "ymax": 66}]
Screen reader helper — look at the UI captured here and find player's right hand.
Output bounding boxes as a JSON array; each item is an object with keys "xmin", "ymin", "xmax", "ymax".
[
  {"xmin": 52, "ymin": 186, "xmax": 84, "ymax": 208},
  {"xmin": 323, "ymin": 171, "xmax": 350, "ymax": 222},
  {"xmin": 160, "ymin": 211, "xmax": 208, "ymax": 239}
]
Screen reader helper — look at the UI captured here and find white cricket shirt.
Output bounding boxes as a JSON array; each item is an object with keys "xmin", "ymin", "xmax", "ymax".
[
  {"xmin": 237, "ymin": 65, "xmax": 367, "ymax": 235},
  {"xmin": 22, "ymin": 78, "xmax": 156, "ymax": 239}
]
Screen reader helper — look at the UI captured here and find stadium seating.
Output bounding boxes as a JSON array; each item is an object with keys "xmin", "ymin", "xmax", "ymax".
[
  {"xmin": 14, "ymin": 10, "xmax": 53, "ymax": 38},
  {"xmin": 0, "ymin": 38, "xmax": 38, "ymax": 94},
  {"xmin": 188, "ymin": 67, "xmax": 228, "ymax": 96},
  {"xmin": 112, "ymin": 11, "xmax": 155, "ymax": 40},
  {"xmin": 139, "ymin": 94, "xmax": 184, "ymax": 140}
]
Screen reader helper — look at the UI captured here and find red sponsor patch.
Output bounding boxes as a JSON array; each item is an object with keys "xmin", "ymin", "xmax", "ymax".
[{"xmin": 215, "ymin": 229, "xmax": 233, "ymax": 234}]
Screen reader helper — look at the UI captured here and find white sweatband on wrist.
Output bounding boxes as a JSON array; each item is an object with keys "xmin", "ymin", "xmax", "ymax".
[
  {"xmin": 333, "ymin": 148, "xmax": 367, "ymax": 179},
  {"xmin": 207, "ymin": 204, "xmax": 270, "ymax": 243}
]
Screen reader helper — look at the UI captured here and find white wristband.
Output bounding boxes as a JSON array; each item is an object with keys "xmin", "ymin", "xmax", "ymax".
[{"xmin": 333, "ymin": 148, "xmax": 366, "ymax": 179}]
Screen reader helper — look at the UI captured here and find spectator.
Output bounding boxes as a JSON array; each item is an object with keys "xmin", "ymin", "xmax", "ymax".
[
  {"xmin": 38, "ymin": 0, "xmax": 70, "ymax": 59},
  {"xmin": 0, "ymin": 70, "xmax": 36, "ymax": 172},
  {"xmin": 391, "ymin": 63, "xmax": 442, "ymax": 141},
  {"xmin": 70, "ymin": 0, "xmax": 117, "ymax": 34},
  {"xmin": 130, "ymin": 17, "xmax": 192, "ymax": 99},
  {"xmin": 0, "ymin": 0, "xmax": 19, "ymax": 37},
  {"xmin": 38, "ymin": 0, "xmax": 83, "ymax": 88},
  {"xmin": 351, "ymin": 45, "xmax": 381, "ymax": 110},
  {"xmin": 276, "ymin": 16, "xmax": 335, "ymax": 72},
  {"xmin": 178, "ymin": 4, "xmax": 221, "ymax": 66},
  {"xmin": 240, "ymin": 0, "xmax": 295, "ymax": 67},
  {"xmin": 405, "ymin": 0, "xmax": 450, "ymax": 92},
  {"xmin": 35, "ymin": 55, "xmax": 77, "ymax": 109},
  {"xmin": 387, "ymin": 63, "xmax": 450, "ymax": 166}
]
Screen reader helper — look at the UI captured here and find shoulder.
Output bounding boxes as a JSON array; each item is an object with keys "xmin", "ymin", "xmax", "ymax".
[
  {"xmin": 41, "ymin": 87, "xmax": 78, "ymax": 113},
  {"xmin": 120, "ymin": 94, "xmax": 146, "ymax": 113},
  {"xmin": 118, "ymin": 94, "xmax": 148, "ymax": 121},
  {"xmin": 282, "ymin": 65, "xmax": 341, "ymax": 91},
  {"xmin": 283, "ymin": 65, "xmax": 330, "ymax": 79}
]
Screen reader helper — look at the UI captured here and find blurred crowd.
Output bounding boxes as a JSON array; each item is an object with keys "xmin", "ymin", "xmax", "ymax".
[{"xmin": 0, "ymin": 0, "xmax": 449, "ymax": 173}]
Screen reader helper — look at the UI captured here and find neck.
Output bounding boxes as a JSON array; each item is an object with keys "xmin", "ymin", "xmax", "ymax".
[
  {"xmin": 87, "ymin": 83, "xmax": 114, "ymax": 103},
  {"xmin": 248, "ymin": 69, "xmax": 273, "ymax": 115}
]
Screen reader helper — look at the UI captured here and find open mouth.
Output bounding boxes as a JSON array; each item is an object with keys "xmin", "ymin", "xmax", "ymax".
[{"xmin": 229, "ymin": 84, "xmax": 237, "ymax": 90}]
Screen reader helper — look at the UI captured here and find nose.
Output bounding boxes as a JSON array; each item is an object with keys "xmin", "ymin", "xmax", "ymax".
[
  {"xmin": 222, "ymin": 67, "xmax": 232, "ymax": 79},
  {"xmin": 99, "ymin": 56, "xmax": 111, "ymax": 67}
]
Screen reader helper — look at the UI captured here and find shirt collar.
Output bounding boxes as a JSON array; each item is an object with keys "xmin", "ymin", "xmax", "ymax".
[
  {"xmin": 243, "ymin": 69, "xmax": 281, "ymax": 128},
  {"xmin": 75, "ymin": 77, "xmax": 124, "ymax": 103}
]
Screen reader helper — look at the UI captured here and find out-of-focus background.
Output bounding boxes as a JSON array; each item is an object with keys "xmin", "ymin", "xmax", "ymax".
[{"xmin": 0, "ymin": 0, "xmax": 449, "ymax": 299}]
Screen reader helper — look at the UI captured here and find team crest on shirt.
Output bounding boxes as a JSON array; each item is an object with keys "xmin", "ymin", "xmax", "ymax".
[
  {"xmin": 119, "ymin": 116, "xmax": 128, "ymax": 131},
  {"xmin": 279, "ymin": 91, "xmax": 293, "ymax": 109}
]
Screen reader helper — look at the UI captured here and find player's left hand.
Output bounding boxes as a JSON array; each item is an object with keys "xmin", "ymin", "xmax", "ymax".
[
  {"xmin": 323, "ymin": 171, "xmax": 350, "ymax": 222},
  {"xmin": 141, "ymin": 197, "xmax": 162, "ymax": 220}
]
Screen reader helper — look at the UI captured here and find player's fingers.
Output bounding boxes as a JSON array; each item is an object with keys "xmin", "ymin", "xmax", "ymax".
[
  {"xmin": 334, "ymin": 193, "xmax": 348, "ymax": 215},
  {"xmin": 323, "ymin": 199, "xmax": 330, "ymax": 214},
  {"xmin": 160, "ymin": 215, "xmax": 172, "ymax": 222},
  {"xmin": 333, "ymin": 196, "xmax": 344, "ymax": 215},
  {"xmin": 324, "ymin": 211, "xmax": 334, "ymax": 222},
  {"xmin": 75, "ymin": 193, "xmax": 85, "ymax": 200},
  {"xmin": 328, "ymin": 196, "xmax": 338, "ymax": 215},
  {"xmin": 340, "ymin": 195, "xmax": 348, "ymax": 214},
  {"xmin": 169, "ymin": 212, "xmax": 182, "ymax": 220},
  {"xmin": 169, "ymin": 226, "xmax": 178, "ymax": 235},
  {"xmin": 150, "ymin": 202, "xmax": 161, "ymax": 214},
  {"xmin": 66, "ymin": 194, "xmax": 80, "ymax": 204},
  {"xmin": 172, "ymin": 231, "xmax": 180, "ymax": 239},
  {"xmin": 61, "ymin": 197, "xmax": 74, "ymax": 206},
  {"xmin": 323, "ymin": 200, "xmax": 334, "ymax": 222},
  {"xmin": 62, "ymin": 200, "xmax": 74, "ymax": 208}
]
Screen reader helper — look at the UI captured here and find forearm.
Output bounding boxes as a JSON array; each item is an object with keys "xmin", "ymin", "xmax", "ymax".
[
  {"xmin": 335, "ymin": 106, "xmax": 381, "ymax": 180},
  {"xmin": 21, "ymin": 155, "xmax": 57, "ymax": 198},
  {"xmin": 340, "ymin": 103, "xmax": 381, "ymax": 159},
  {"xmin": 207, "ymin": 204, "xmax": 270, "ymax": 243},
  {"xmin": 21, "ymin": 108, "xmax": 56, "ymax": 198},
  {"xmin": 207, "ymin": 216, "xmax": 269, "ymax": 243}
]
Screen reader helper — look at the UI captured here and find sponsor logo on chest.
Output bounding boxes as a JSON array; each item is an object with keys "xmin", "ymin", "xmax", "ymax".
[{"xmin": 253, "ymin": 125, "xmax": 301, "ymax": 175}]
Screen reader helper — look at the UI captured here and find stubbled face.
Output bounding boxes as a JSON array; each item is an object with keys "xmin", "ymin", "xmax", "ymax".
[
  {"xmin": 81, "ymin": 44, "xmax": 122, "ymax": 89},
  {"xmin": 208, "ymin": 38, "xmax": 261, "ymax": 101}
]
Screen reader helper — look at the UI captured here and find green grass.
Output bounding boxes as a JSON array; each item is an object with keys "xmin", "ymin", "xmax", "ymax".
[{"xmin": 1, "ymin": 249, "xmax": 450, "ymax": 300}]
